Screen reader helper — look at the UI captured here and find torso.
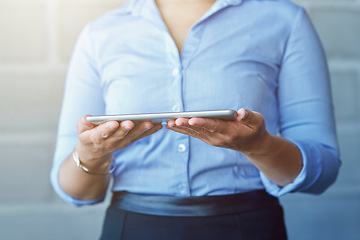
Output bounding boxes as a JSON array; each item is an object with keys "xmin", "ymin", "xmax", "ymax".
[{"xmin": 155, "ymin": 0, "xmax": 216, "ymax": 53}]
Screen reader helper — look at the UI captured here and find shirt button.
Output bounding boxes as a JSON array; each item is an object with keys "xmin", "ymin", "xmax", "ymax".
[
  {"xmin": 178, "ymin": 144, "xmax": 186, "ymax": 152},
  {"xmin": 172, "ymin": 105, "xmax": 180, "ymax": 112},
  {"xmin": 172, "ymin": 68, "xmax": 180, "ymax": 76},
  {"xmin": 177, "ymin": 184, "xmax": 187, "ymax": 195}
]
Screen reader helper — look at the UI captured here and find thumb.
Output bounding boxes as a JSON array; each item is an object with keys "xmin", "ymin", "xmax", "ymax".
[
  {"xmin": 237, "ymin": 108, "xmax": 250, "ymax": 122},
  {"xmin": 237, "ymin": 108, "xmax": 262, "ymax": 128},
  {"xmin": 77, "ymin": 115, "xmax": 96, "ymax": 134}
]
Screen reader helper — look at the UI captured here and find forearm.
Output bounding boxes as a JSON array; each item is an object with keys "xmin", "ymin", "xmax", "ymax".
[
  {"xmin": 243, "ymin": 132, "xmax": 303, "ymax": 187},
  {"xmin": 167, "ymin": 109, "xmax": 304, "ymax": 187},
  {"xmin": 58, "ymin": 151, "xmax": 112, "ymax": 200}
]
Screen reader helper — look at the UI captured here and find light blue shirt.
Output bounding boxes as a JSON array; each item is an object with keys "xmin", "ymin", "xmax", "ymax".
[{"xmin": 51, "ymin": 0, "xmax": 341, "ymax": 206}]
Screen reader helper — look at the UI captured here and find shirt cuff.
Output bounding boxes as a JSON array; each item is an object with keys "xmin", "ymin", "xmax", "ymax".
[{"xmin": 260, "ymin": 138, "xmax": 322, "ymax": 197}]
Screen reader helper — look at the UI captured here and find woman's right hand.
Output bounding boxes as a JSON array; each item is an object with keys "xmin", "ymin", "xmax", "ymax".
[
  {"xmin": 75, "ymin": 115, "xmax": 163, "ymax": 168},
  {"xmin": 58, "ymin": 115, "xmax": 163, "ymax": 200}
]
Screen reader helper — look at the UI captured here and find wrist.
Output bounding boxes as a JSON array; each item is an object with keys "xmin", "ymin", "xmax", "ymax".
[
  {"xmin": 242, "ymin": 131, "xmax": 273, "ymax": 157},
  {"xmin": 72, "ymin": 151, "xmax": 115, "ymax": 175},
  {"xmin": 74, "ymin": 145, "xmax": 115, "ymax": 174}
]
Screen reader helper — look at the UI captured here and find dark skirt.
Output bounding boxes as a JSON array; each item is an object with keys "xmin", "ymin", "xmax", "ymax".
[{"xmin": 100, "ymin": 190, "xmax": 287, "ymax": 240}]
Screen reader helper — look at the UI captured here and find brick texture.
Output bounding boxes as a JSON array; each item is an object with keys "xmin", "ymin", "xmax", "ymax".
[{"xmin": 0, "ymin": 0, "xmax": 359, "ymax": 239}]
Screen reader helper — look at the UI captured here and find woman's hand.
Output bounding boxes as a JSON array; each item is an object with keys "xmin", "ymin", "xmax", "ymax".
[
  {"xmin": 166, "ymin": 108, "xmax": 303, "ymax": 186},
  {"xmin": 76, "ymin": 115, "xmax": 163, "ymax": 167},
  {"xmin": 166, "ymin": 108, "xmax": 268, "ymax": 155},
  {"xmin": 58, "ymin": 115, "xmax": 163, "ymax": 200}
]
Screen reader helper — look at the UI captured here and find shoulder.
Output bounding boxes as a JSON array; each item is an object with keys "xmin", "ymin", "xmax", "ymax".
[
  {"xmin": 245, "ymin": 0, "xmax": 302, "ymax": 10},
  {"xmin": 243, "ymin": 0, "xmax": 305, "ymax": 19},
  {"xmin": 84, "ymin": 2, "xmax": 136, "ymax": 34},
  {"xmin": 238, "ymin": 0, "xmax": 307, "ymax": 33}
]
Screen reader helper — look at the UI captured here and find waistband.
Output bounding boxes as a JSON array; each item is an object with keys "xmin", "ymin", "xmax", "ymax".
[{"xmin": 111, "ymin": 190, "xmax": 279, "ymax": 217}]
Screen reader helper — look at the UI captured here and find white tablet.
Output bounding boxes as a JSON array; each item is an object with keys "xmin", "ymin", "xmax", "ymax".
[{"xmin": 86, "ymin": 109, "xmax": 237, "ymax": 125}]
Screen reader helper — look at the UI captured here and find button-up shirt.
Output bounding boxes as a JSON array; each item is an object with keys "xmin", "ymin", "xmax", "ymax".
[{"xmin": 51, "ymin": 0, "xmax": 340, "ymax": 206}]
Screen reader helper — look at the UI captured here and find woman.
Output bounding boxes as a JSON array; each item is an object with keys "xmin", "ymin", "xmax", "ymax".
[{"xmin": 51, "ymin": 0, "xmax": 341, "ymax": 239}]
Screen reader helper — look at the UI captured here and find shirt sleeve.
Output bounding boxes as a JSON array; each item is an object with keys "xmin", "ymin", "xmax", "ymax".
[
  {"xmin": 50, "ymin": 23, "xmax": 107, "ymax": 206},
  {"xmin": 260, "ymin": 8, "xmax": 341, "ymax": 197}
]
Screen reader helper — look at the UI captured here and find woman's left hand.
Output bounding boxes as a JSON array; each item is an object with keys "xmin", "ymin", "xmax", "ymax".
[
  {"xmin": 166, "ymin": 108, "xmax": 269, "ymax": 155},
  {"xmin": 167, "ymin": 108, "xmax": 303, "ymax": 187}
]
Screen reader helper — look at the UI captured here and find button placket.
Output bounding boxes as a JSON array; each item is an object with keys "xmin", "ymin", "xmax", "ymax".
[
  {"xmin": 178, "ymin": 143, "xmax": 186, "ymax": 152},
  {"xmin": 172, "ymin": 105, "xmax": 180, "ymax": 112},
  {"xmin": 172, "ymin": 135, "xmax": 190, "ymax": 196},
  {"xmin": 172, "ymin": 68, "xmax": 180, "ymax": 76},
  {"xmin": 177, "ymin": 183, "xmax": 187, "ymax": 195}
]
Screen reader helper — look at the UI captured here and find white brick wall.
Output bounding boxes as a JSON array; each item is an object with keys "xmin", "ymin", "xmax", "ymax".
[{"xmin": 0, "ymin": 0, "xmax": 359, "ymax": 239}]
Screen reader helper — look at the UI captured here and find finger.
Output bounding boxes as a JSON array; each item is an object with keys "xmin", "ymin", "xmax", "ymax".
[
  {"xmin": 128, "ymin": 123, "xmax": 163, "ymax": 145},
  {"xmin": 237, "ymin": 108, "xmax": 249, "ymax": 121},
  {"xmin": 121, "ymin": 121, "xmax": 154, "ymax": 140},
  {"xmin": 173, "ymin": 117, "xmax": 218, "ymax": 133},
  {"xmin": 107, "ymin": 120, "xmax": 135, "ymax": 139},
  {"xmin": 120, "ymin": 120, "xmax": 136, "ymax": 132},
  {"xmin": 77, "ymin": 120, "xmax": 121, "ymax": 148},
  {"xmin": 77, "ymin": 115, "xmax": 96, "ymax": 135},
  {"xmin": 167, "ymin": 124, "xmax": 200, "ymax": 137},
  {"xmin": 167, "ymin": 124, "xmax": 215, "ymax": 142},
  {"xmin": 237, "ymin": 108, "xmax": 264, "ymax": 130},
  {"xmin": 175, "ymin": 117, "xmax": 191, "ymax": 126},
  {"xmin": 187, "ymin": 117, "xmax": 224, "ymax": 133},
  {"xmin": 167, "ymin": 118, "xmax": 178, "ymax": 128},
  {"xmin": 93, "ymin": 121, "xmax": 121, "ymax": 139},
  {"xmin": 168, "ymin": 118, "xmax": 192, "ymax": 128}
]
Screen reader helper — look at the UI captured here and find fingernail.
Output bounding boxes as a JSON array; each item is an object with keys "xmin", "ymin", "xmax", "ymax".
[
  {"xmin": 124, "ymin": 125, "xmax": 133, "ymax": 131},
  {"xmin": 243, "ymin": 110, "xmax": 249, "ymax": 119},
  {"xmin": 175, "ymin": 119, "xmax": 183, "ymax": 126},
  {"xmin": 188, "ymin": 119, "xmax": 195, "ymax": 126},
  {"xmin": 106, "ymin": 122, "xmax": 116, "ymax": 129},
  {"xmin": 145, "ymin": 122, "xmax": 153, "ymax": 129},
  {"xmin": 121, "ymin": 122, "xmax": 132, "ymax": 130}
]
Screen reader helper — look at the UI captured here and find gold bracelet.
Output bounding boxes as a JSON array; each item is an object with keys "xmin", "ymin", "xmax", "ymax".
[{"xmin": 72, "ymin": 151, "xmax": 115, "ymax": 175}]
